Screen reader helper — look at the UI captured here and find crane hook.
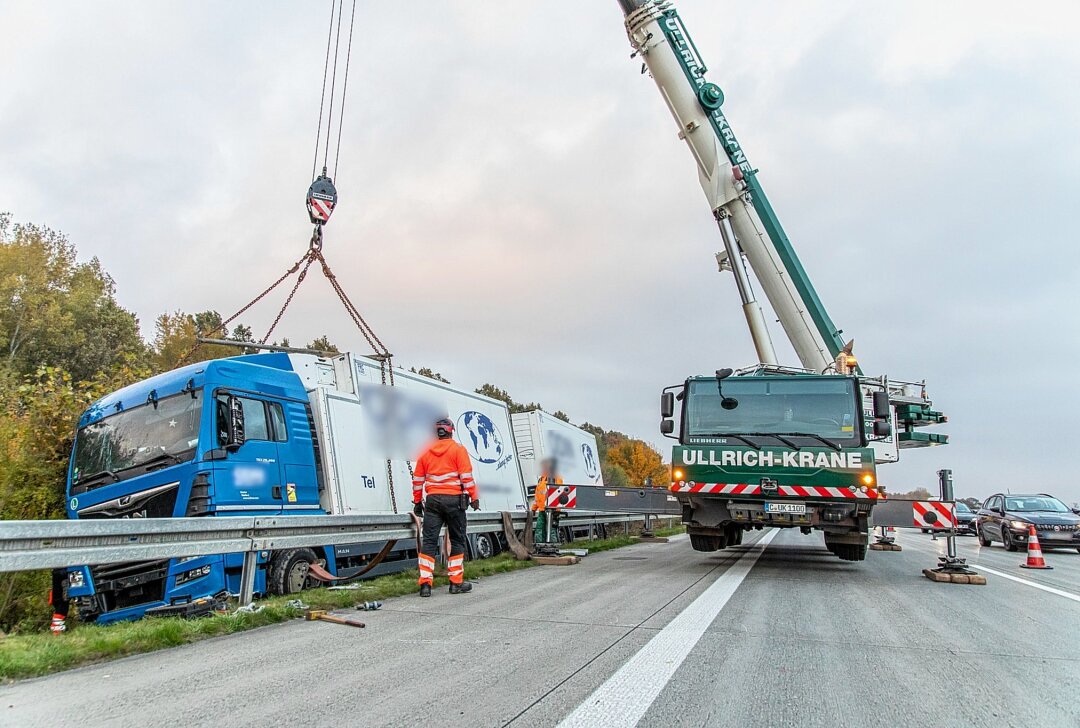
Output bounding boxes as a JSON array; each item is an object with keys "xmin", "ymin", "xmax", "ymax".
[{"xmin": 306, "ymin": 167, "xmax": 338, "ymax": 227}]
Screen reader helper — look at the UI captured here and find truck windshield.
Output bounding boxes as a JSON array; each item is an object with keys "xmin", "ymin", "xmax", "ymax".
[
  {"xmin": 684, "ymin": 377, "xmax": 860, "ymax": 446},
  {"xmin": 72, "ymin": 391, "xmax": 203, "ymax": 487}
]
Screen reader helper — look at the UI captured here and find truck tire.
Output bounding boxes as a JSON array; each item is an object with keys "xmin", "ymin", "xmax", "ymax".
[
  {"xmin": 269, "ymin": 548, "xmax": 318, "ymax": 595},
  {"xmin": 690, "ymin": 533, "xmax": 726, "ymax": 552},
  {"xmin": 835, "ymin": 543, "xmax": 867, "ymax": 562},
  {"xmin": 472, "ymin": 533, "xmax": 497, "ymax": 560}
]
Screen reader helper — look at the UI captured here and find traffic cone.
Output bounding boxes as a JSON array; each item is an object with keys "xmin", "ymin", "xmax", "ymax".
[{"xmin": 1019, "ymin": 525, "xmax": 1053, "ymax": 569}]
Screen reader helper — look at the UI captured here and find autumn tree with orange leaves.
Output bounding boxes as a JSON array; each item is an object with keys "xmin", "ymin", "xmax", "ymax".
[{"xmin": 606, "ymin": 439, "xmax": 671, "ymax": 488}]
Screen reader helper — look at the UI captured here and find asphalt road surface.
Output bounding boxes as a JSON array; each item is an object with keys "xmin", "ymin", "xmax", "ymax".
[{"xmin": 4, "ymin": 529, "xmax": 1079, "ymax": 727}]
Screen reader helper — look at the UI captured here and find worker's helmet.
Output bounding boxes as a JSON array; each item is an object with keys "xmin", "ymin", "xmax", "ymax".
[{"xmin": 435, "ymin": 417, "xmax": 454, "ymax": 439}]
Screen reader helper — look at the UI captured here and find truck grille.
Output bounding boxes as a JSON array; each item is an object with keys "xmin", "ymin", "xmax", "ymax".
[
  {"xmin": 77, "ymin": 482, "xmax": 179, "ymax": 519},
  {"xmin": 90, "ymin": 560, "xmax": 170, "ymax": 612}
]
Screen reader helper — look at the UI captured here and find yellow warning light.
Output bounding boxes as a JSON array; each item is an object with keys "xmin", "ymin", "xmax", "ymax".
[
  {"xmin": 673, "ymin": 469, "xmax": 685, "ymax": 481},
  {"xmin": 862, "ymin": 473, "xmax": 875, "ymax": 486},
  {"xmin": 845, "ymin": 355, "xmax": 858, "ymax": 367}
]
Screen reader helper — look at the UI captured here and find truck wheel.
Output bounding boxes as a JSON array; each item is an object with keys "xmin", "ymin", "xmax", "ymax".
[
  {"xmin": 690, "ymin": 533, "xmax": 723, "ymax": 552},
  {"xmin": 269, "ymin": 548, "xmax": 318, "ymax": 595},
  {"xmin": 472, "ymin": 533, "xmax": 496, "ymax": 560},
  {"xmin": 835, "ymin": 543, "xmax": 867, "ymax": 562}
]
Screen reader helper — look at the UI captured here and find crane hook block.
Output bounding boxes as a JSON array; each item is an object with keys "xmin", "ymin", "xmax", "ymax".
[{"xmin": 306, "ymin": 172, "xmax": 338, "ymax": 226}]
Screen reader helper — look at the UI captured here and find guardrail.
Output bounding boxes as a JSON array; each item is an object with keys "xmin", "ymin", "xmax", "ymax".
[{"xmin": 0, "ymin": 510, "xmax": 649, "ymax": 604}]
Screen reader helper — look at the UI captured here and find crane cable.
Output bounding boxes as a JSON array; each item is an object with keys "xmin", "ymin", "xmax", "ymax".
[{"xmin": 180, "ymin": 0, "xmax": 407, "ymax": 513}]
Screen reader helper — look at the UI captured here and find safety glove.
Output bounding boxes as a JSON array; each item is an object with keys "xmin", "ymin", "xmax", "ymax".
[
  {"xmin": 470, "ymin": 499, "xmax": 481, "ymax": 511},
  {"xmin": 413, "ymin": 501, "xmax": 424, "ymax": 517}
]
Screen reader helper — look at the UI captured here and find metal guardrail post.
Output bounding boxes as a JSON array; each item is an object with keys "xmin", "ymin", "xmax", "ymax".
[{"xmin": 239, "ymin": 550, "xmax": 258, "ymax": 607}]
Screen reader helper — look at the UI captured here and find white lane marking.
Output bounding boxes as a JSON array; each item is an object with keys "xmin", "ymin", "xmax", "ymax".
[
  {"xmin": 976, "ymin": 564, "xmax": 1080, "ymax": 603},
  {"xmin": 558, "ymin": 529, "xmax": 778, "ymax": 728}
]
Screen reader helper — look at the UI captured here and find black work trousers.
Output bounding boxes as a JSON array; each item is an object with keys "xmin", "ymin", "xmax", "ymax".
[{"xmin": 421, "ymin": 494, "xmax": 468, "ymax": 557}]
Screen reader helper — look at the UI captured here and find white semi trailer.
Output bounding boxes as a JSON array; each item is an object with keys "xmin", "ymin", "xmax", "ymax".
[{"xmin": 511, "ymin": 409, "xmax": 605, "ymax": 491}]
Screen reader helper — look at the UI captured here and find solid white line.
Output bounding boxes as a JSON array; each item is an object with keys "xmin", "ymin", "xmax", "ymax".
[
  {"xmin": 557, "ymin": 529, "xmax": 778, "ymax": 728},
  {"xmin": 976, "ymin": 564, "xmax": 1080, "ymax": 603}
]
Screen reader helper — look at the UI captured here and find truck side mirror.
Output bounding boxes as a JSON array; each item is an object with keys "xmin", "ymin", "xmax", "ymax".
[
  {"xmin": 872, "ymin": 391, "xmax": 890, "ymax": 419},
  {"xmin": 872, "ymin": 420, "xmax": 892, "ymax": 438},
  {"xmin": 661, "ymin": 392, "xmax": 674, "ymax": 419},
  {"xmin": 660, "ymin": 419, "xmax": 675, "ymax": 435},
  {"xmin": 225, "ymin": 395, "xmax": 246, "ymax": 452}
]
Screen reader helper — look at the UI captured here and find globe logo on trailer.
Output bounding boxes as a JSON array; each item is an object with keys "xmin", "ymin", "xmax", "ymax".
[
  {"xmin": 582, "ymin": 443, "xmax": 600, "ymax": 480},
  {"xmin": 457, "ymin": 411, "xmax": 504, "ymax": 464}
]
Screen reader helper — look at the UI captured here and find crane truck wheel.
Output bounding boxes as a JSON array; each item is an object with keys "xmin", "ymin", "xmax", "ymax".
[
  {"xmin": 689, "ymin": 531, "xmax": 727, "ymax": 552},
  {"xmin": 835, "ymin": 543, "xmax": 868, "ymax": 562},
  {"xmin": 269, "ymin": 548, "xmax": 318, "ymax": 595}
]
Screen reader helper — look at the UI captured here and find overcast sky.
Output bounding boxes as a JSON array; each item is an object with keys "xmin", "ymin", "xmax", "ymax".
[{"xmin": 2, "ymin": 1, "xmax": 1078, "ymax": 503}]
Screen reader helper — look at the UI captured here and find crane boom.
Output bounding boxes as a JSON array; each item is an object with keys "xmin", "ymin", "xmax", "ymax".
[{"xmin": 618, "ymin": 0, "xmax": 844, "ymax": 372}]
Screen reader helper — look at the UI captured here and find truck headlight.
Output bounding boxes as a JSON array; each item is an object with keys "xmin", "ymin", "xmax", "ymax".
[{"xmin": 175, "ymin": 565, "xmax": 212, "ymax": 585}]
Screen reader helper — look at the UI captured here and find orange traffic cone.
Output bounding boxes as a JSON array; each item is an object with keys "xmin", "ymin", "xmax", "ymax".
[{"xmin": 1019, "ymin": 525, "xmax": 1053, "ymax": 569}]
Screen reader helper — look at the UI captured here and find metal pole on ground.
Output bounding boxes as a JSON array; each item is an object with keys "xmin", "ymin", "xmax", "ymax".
[{"xmin": 940, "ymin": 469, "xmax": 957, "ymax": 561}]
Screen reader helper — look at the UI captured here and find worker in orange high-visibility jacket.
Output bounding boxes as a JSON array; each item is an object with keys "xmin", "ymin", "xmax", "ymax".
[
  {"xmin": 412, "ymin": 417, "xmax": 479, "ymax": 597},
  {"xmin": 532, "ymin": 458, "xmax": 564, "ymax": 547}
]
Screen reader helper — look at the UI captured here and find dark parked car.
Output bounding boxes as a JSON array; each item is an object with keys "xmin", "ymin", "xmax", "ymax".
[
  {"xmin": 976, "ymin": 493, "xmax": 1080, "ymax": 553},
  {"xmin": 922, "ymin": 501, "xmax": 977, "ymax": 534}
]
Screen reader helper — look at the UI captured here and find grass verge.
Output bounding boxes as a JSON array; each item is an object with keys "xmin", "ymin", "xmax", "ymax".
[{"xmin": 0, "ymin": 532, "xmax": 650, "ymax": 682}]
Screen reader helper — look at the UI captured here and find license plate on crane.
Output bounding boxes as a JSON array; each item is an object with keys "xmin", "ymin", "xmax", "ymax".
[{"xmin": 765, "ymin": 502, "xmax": 806, "ymax": 515}]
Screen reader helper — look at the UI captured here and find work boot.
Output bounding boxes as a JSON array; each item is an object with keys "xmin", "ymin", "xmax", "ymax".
[
  {"xmin": 448, "ymin": 582, "xmax": 472, "ymax": 595},
  {"xmin": 419, "ymin": 583, "xmax": 431, "ymax": 598}
]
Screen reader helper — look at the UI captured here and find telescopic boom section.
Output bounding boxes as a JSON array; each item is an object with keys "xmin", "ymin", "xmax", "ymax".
[{"xmin": 617, "ymin": 0, "xmax": 846, "ymax": 372}]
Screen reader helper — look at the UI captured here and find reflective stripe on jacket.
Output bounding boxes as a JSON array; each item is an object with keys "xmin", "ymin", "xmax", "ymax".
[{"xmin": 412, "ymin": 439, "xmax": 477, "ymax": 502}]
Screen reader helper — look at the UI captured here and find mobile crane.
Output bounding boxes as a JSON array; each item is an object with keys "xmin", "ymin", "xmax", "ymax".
[{"xmin": 617, "ymin": 0, "xmax": 947, "ymax": 559}]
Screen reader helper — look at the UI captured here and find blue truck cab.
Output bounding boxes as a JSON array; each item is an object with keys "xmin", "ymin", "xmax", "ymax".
[{"xmin": 64, "ymin": 353, "xmax": 330, "ymax": 623}]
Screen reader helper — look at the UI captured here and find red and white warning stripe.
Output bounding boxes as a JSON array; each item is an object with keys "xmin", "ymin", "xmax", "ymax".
[
  {"xmin": 670, "ymin": 482, "xmax": 883, "ymax": 499},
  {"xmin": 309, "ymin": 198, "xmax": 335, "ymax": 221},
  {"xmin": 547, "ymin": 485, "xmax": 577, "ymax": 510},
  {"xmin": 912, "ymin": 501, "xmax": 956, "ymax": 529}
]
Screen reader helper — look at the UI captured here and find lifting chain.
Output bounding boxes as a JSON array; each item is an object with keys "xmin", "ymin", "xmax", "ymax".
[{"xmin": 180, "ymin": 230, "xmax": 405, "ymax": 512}]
